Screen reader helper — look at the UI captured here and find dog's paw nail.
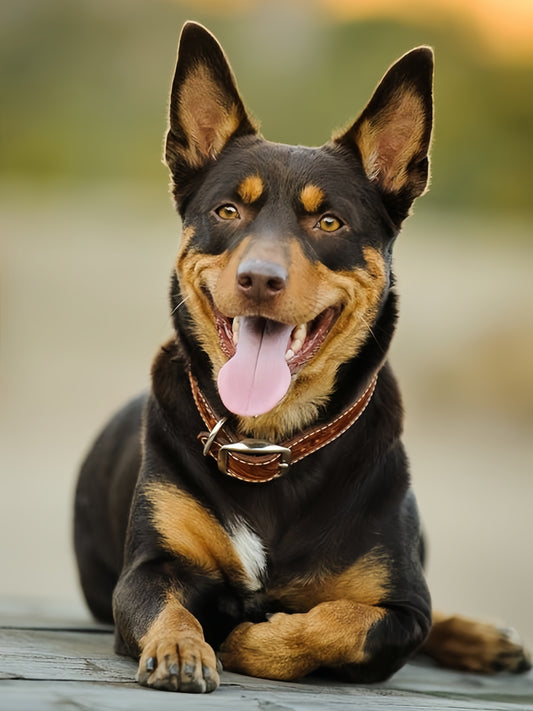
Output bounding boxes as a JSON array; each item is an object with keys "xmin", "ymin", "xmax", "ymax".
[
  {"xmin": 168, "ymin": 663, "xmax": 179, "ymax": 676},
  {"xmin": 183, "ymin": 662, "xmax": 195, "ymax": 678},
  {"xmin": 145, "ymin": 656, "xmax": 156, "ymax": 672},
  {"xmin": 203, "ymin": 665, "xmax": 219, "ymax": 692}
]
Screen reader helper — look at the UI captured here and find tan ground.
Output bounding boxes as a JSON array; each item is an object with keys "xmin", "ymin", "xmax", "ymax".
[{"xmin": 1, "ymin": 184, "xmax": 531, "ymax": 647}]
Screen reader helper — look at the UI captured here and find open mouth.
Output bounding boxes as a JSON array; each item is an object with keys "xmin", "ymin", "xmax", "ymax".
[
  {"xmin": 215, "ymin": 306, "xmax": 340, "ymax": 375},
  {"xmin": 212, "ymin": 304, "xmax": 340, "ymax": 417}
]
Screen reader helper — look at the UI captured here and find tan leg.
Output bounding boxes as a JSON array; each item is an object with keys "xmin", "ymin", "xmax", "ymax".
[
  {"xmin": 219, "ymin": 599, "xmax": 389, "ymax": 681},
  {"xmin": 423, "ymin": 611, "xmax": 531, "ymax": 674},
  {"xmin": 136, "ymin": 593, "xmax": 220, "ymax": 692}
]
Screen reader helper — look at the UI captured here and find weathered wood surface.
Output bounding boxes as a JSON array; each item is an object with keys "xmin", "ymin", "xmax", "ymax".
[{"xmin": 1, "ymin": 604, "xmax": 532, "ymax": 711}]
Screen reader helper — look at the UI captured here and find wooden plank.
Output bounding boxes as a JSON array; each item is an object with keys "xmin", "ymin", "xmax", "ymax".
[
  {"xmin": 1, "ymin": 625, "xmax": 532, "ymax": 710},
  {"xmin": 0, "ymin": 628, "xmax": 135, "ymax": 683},
  {"xmin": 1, "ymin": 678, "xmax": 531, "ymax": 711},
  {"xmin": 382, "ymin": 658, "xmax": 533, "ymax": 706}
]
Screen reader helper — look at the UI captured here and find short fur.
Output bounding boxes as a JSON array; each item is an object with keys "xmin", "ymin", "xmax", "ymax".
[{"xmin": 74, "ymin": 22, "xmax": 530, "ymax": 693}]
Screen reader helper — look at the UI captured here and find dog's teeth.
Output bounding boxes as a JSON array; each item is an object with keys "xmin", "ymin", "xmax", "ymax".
[
  {"xmin": 285, "ymin": 349, "xmax": 295, "ymax": 362},
  {"xmin": 232, "ymin": 317, "xmax": 240, "ymax": 345},
  {"xmin": 291, "ymin": 338, "xmax": 303, "ymax": 353},
  {"xmin": 293, "ymin": 323, "xmax": 307, "ymax": 341},
  {"xmin": 290, "ymin": 324, "xmax": 307, "ymax": 354}
]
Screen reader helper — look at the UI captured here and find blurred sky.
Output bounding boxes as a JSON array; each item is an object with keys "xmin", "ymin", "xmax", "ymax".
[
  {"xmin": 320, "ymin": 0, "xmax": 533, "ymax": 61},
  {"xmin": 179, "ymin": 0, "xmax": 533, "ymax": 60}
]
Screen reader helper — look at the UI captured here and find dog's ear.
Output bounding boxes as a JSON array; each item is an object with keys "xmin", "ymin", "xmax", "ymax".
[
  {"xmin": 165, "ymin": 22, "xmax": 258, "ymax": 198},
  {"xmin": 334, "ymin": 47, "xmax": 433, "ymax": 225}
]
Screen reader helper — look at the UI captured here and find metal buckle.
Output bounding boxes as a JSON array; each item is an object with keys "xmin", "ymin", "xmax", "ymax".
[
  {"xmin": 218, "ymin": 440, "xmax": 292, "ymax": 477},
  {"xmin": 202, "ymin": 417, "xmax": 228, "ymax": 457}
]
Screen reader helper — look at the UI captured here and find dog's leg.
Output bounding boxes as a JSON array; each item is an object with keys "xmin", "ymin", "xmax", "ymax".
[
  {"xmin": 113, "ymin": 569, "xmax": 220, "ymax": 693},
  {"xmin": 219, "ymin": 599, "xmax": 427, "ymax": 682},
  {"xmin": 422, "ymin": 611, "xmax": 531, "ymax": 674},
  {"xmin": 135, "ymin": 594, "xmax": 220, "ymax": 692}
]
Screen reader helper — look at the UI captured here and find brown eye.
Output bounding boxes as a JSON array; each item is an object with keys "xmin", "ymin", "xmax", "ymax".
[
  {"xmin": 316, "ymin": 215, "xmax": 343, "ymax": 233},
  {"xmin": 216, "ymin": 204, "xmax": 240, "ymax": 220}
]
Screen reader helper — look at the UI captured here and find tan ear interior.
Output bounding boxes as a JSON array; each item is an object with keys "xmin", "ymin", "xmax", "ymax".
[
  {"xmin": 355, "ymin": 86, "xmax": 427, "ymax": 193},
  {"xmin": 177, "ymin": 64, "xmax": 243, "ymax": 168}
]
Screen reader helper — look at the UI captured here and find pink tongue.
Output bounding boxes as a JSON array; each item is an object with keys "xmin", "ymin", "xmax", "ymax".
[{"xmin": 217, "ymin": 317, "xmax": 293, "ymax": 416}]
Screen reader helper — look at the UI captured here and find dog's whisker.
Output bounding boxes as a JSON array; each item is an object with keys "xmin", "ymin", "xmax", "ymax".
[
  {"xmin": 171, "ymin": 294, "xmax": 190, "ymax": 316},
  {"xmin": 358, "ymin": 313, "xmax": 385, "ymax": 354}
]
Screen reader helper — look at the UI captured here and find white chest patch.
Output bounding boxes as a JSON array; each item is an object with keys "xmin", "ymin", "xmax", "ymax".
[{"xmin": 227, "ymin": 518, "xmax": 267, "ymax": 591}]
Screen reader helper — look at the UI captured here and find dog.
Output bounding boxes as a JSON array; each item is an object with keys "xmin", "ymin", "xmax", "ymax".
[{"xmin": 74, "ymin": 22, "xmax": 530, "ymax": 693}]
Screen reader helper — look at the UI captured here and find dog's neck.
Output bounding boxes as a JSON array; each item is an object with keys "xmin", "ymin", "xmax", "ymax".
[{"xmin": 188, "ymin": 368, "xmax": 378, "ymax": 484}]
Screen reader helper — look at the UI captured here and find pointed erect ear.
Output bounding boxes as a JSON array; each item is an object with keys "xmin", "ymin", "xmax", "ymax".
[
  {"xmin": 165, "ymin": 22, "xmax": 258, "ymax": 195},
  {"xmin": 334, "ymin": 47, "xmax": 434, "ymax": 224}
]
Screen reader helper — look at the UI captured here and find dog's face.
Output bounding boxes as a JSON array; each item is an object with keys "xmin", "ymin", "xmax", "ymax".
[{"xmin": 166, "ymin": 23, "xmax": 433, "ymax": 438}]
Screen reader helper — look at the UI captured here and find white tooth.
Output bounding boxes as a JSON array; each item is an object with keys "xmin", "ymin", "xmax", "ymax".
[
  {"xmin": 290, "ymin": 323, "xmax": 307, "ymax": 354},
  {"xmin": 292, "ymin": 323, "xmax": 307, "ymax": 342},
  {"xmin": 291, "ymin": 338, "xmax": 303, "ymax": 353},
  {"xmin": 285, "ymin": 349, "xmax": 295, "ymax": 362},
  {"xmin": 232, "ymin": 317, "xmax": 240, "ymax": 345}
]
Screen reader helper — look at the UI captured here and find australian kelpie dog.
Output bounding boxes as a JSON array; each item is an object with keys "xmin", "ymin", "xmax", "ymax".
[{"xmin": 74, "ymin": 22, "xmax": 530, "ymax": 693}]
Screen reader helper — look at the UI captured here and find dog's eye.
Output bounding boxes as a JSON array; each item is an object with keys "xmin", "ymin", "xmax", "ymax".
[
  {"xmin": 316, "ymin": 215, "xmax": 343, "ymax": 233},
  {"xmin": 216, "ymin": 204, "xmax": 240, "ymax": 221}
]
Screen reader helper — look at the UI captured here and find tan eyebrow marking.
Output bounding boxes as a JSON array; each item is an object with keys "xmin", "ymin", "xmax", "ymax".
[
  {"xmin": 237, "ymin": 174, "xmax": 264, "ymax": 204},
  {"xmin": 300, "ymin": 184, "xmax": 325, "ymax": 213}
]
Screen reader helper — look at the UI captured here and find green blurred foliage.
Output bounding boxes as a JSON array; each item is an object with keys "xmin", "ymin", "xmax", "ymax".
[{"xmin": 1, "ymin": 0, "xmax": 532, "ymax": 216}]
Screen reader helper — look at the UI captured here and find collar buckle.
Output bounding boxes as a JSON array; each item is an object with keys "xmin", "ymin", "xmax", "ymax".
[{"xmin": 202, "ymin": 417, "xmax": 228, "ymax": 457}]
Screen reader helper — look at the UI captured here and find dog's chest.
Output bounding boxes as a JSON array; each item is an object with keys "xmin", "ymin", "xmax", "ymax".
[{"xmin": 227, "ymin": 518, "xmax": 267, "ymax": 592}]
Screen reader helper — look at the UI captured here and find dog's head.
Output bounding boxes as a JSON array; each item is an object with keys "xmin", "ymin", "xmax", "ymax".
[{"xmin": 165, "ymin": 22, "xmax": 433, "ymax": 438}]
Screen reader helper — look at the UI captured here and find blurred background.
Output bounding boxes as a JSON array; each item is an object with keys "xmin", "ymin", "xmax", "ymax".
[{"xmin": 1, "ymin": 0, "xmax": 532, "ymax": 646}]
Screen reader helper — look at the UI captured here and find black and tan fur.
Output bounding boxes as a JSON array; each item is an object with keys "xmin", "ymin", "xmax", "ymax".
[{"xmin": 74, "ymin": 22, "xmax": 530, "ymax": 693}]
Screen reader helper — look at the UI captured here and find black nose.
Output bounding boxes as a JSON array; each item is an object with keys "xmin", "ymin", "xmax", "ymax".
[{"xmin": 237, "ymin": 259, "xmax": 288, "ymax": 301}]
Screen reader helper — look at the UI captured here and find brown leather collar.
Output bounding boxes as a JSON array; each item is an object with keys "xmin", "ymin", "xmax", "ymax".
[{"xmin": 188, "ymin": 370, "xmax": 377, "ymax": 483}]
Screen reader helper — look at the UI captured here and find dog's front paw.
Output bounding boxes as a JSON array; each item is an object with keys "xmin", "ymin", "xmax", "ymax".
[
  {"xmin": 218, "ymin": 621, "xmax": 256, "ymax": 674},
  {"xmin": 219, "ymin": 614, "xmax": 312, "ymax": 680},
  {"xmin": 137, "ymin": 635, "xmax": 220, "ymax": 692}
]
